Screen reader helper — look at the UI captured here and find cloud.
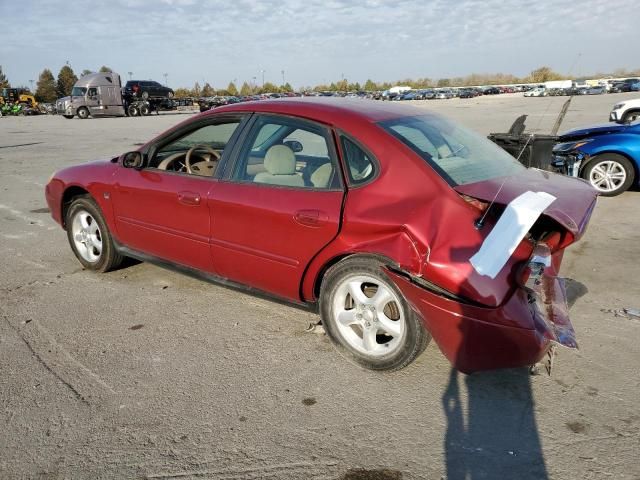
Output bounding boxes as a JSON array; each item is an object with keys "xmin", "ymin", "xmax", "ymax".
[{"xmin": 1, "ymin": 0, "xmax": 638, "ymax": 88}]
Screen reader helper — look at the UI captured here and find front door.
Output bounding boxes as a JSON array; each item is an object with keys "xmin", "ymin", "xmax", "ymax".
[
  {"xmin": 111, "ymin": 117, "xmax": 246, "ymax": 271},
  {"xmin": 209, "ymin": 114, "xmax": 345, "ymax": 301}
]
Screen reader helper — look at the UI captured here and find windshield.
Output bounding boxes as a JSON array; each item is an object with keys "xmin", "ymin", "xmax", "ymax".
[
  {"xmin": 71, "ymin": 87, "xmax": 87, "ymax": 96},
  {"xmin": 379, "ymin": 114, "xmax": 526, "ymax": 186}
]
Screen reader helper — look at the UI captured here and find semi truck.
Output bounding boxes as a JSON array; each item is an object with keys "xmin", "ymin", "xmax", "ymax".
[{"xmin": 55, "ymin": 72, "xmax": 183, "ymax": 119}]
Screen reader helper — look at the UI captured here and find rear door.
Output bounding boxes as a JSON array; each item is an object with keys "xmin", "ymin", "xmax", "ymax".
[{"xmin": 208, "ymin": 114, "xmax": 345, "ymax": 300}]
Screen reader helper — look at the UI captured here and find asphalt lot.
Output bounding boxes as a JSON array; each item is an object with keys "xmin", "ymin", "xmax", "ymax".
[{"xmin": 1, "ymin": 93, "xmax": 639, "ymax": 480}]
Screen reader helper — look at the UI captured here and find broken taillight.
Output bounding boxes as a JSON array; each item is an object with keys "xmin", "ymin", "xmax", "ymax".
[{"xmin": 518, "ymin": 243, "xmax": 552, "ymax": 290}]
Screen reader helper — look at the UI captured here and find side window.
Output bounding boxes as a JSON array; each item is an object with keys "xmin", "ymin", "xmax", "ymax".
[
  {"xmin": 150, "ymin": 121, "xmax": 241, "ymax": 177},
  {"xmin": 87, "ymin": 87, "xmax": 98, "ymax": 97},
  {"xmin": 233, "ymin": 116, "xmax": 340, "ymax": 189},
  {"xmin": 341, "ymin": 137, "xmax": 376, "ymax": 184}
]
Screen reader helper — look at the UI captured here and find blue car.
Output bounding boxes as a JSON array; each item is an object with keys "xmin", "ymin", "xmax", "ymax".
[{"xmin": 552, "ymin": 121, "xmax": 640, "ymax": 196}]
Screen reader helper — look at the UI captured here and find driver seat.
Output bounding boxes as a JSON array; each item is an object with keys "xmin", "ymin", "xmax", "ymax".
[{"xmin": 254, "ymin": 145, "xmax": 304, "ymax": 187}]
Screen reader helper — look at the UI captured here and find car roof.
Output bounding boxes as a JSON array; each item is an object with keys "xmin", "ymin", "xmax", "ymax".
[{"xmin": 209, "ymin": 97, "xmax": 432, "ymax": 125}]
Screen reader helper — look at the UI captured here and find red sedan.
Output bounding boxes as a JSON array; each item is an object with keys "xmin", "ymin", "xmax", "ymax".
[{"xmin": 45, "ymin": 98, "xmax": 597, "ymax": 372}]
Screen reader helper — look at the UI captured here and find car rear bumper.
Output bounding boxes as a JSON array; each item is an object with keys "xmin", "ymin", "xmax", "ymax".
[{"xmin": 386, "ymin": 269, "xmax": 576, "ymax": 373}]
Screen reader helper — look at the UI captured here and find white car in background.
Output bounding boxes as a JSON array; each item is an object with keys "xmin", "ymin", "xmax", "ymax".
[
  {"xmin": 610, "ymin": 98, "xmax": 640, "ymax": 123},
  {"xmin": 524, "ymin": 87, "xmax": 547, "ymax": 97}
]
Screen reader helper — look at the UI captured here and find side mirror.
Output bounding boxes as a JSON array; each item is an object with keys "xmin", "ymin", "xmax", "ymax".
[
  {"xmin": 122, "ymin": 151, "xmax": 144, "ymax": 169},
  {"xmin": 283, "ymin": 140, "xmax": 303, "ymax": 153}
]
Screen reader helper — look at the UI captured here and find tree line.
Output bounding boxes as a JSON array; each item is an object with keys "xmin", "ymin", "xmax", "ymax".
[{"xmin": 2, "ymin": 64, "xmax": 640, "ymax": 103}]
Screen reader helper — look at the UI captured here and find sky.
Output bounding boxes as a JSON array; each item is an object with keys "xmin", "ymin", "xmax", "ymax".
[{"xmin": 1, "ymin": 0, "xmax": 639, "ymax": 90}]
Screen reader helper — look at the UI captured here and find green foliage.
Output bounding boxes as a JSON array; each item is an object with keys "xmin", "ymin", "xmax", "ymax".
[
  {"xmin": 201, "ymin": 82, "xmax": 215, "ymax": 97},
  {"xmin": 192, "ymin": 81, "xmax": 201, "ymax": 96},
  {"xmin": 80, "ymin": 69, "xmax": 93, "ymax": 77},
  {"xmin": 0, "ymin": 65, "xmax": 10, "ymax": 88},
  {"xmin": 436, "ymin": 78, "xmax": 451, "ymax": 87},
  {"xmin": 227, "ymin": 82, "xmax": 238, "ymax": 96},
  {"xmin": 56, "ymin": 65, "xmax": 78, "ymax": 97},
  {"xmin": 99, "ymin": 66, "xmax": 112, "ymax": 73},
  {"xmin": 281, "ymin": 82, "xmax": 293, "ymax": 92},
  {"xmin": 35, "ymin": 69, "xmax": 57, "ymax": 102},
  {"xmin": 239, "ymin": 82, "xmax": 252, "ymax": 96}
]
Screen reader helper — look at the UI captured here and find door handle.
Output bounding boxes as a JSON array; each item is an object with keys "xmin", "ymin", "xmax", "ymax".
[
  {"xmin": 294, "ymin": 209, "xmax": 328, "ymax": 227},
  {"xmin": 177, "ymin": 191, "xmax": 201, "ymax": 206}
]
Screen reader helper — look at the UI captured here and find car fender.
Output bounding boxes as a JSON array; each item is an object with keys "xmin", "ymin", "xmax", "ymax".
[{"xmin": 579, "ymin": 137, "xmax": 640, "ymax": 178}]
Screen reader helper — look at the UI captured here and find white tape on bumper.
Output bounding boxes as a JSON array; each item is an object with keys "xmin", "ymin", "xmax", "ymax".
[{"xmin": 470, "ymin": 191, "xmax": 557, "ymax": 279}]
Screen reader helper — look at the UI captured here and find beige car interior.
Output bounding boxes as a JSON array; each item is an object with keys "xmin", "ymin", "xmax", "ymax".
[
  {"xmin": 254, "ymin": 145, "xmax": 305, "ymax": 187},
  {"xmin": 156, "ymin": 144, "xmax": 220, "ymax": 177}
]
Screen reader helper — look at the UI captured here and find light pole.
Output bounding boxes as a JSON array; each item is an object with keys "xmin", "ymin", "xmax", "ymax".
[
  {"xmin": 163, "ymin": 73, "xmax": 168, "ymax": 86},
  {"xmin": 281, "ymin": 70, "xmax": 285, "ymax": 87},
  {"xmin": 128, "ymin": 71, "xmax": 133, "ymax": 81},
  {"xmin": 252, "ymin": 76, "xmax": 257, "ymax": 93},
  {"xmin": 29, "ymin": 79, "xmax": 34, "ymax": 92},
  {"xmin": 261, "ymin": 70, "xmax": 265, "ymax": 89}
]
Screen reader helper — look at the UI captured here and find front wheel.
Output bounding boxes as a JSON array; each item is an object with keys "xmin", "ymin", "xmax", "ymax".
[
  {"xmin": 582, "ymin": 153, "xmax": 634, "ymax": 196},
  {"xmin": 320, "ymin": 256, "xmax": 430, "ymax": 371},
  {"xmin": 622, "ymin": 110, "xmax": 640, "ymax": 123},
  {"xmin": 66, "ymin": 196, "xmax": 123, "ymax": 272},
  {"xmin": 77, "ymin": 107, "xmax": 90, "ymax": 119},
  {"xmin": 62, "ymin": 114, "xmax": 74, "ymax": 119}
]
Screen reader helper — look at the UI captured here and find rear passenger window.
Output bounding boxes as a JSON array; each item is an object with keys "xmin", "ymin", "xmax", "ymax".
[
  {"xmin": 233, "ymin": 116, "xmax": 341, "ymax": 189},
  {"xmin": 340, "ymin": 137, "xmax": 376, "ymax": 184}
]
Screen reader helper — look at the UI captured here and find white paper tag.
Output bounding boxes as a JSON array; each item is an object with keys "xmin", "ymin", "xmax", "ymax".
[{"xmin": 470, "ymin": 191, "xmax": 556, "ymax": 279}]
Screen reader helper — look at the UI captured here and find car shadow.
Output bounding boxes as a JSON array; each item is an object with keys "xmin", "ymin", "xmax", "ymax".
[{"xmin": 442, "ymin": 367, "xmax": 548, "ymax": 479}]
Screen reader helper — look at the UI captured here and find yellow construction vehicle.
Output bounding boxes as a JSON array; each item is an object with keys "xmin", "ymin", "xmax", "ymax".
[{"xmin": 0, "ymin": 88, "xmax": 38, "ymax": 108}]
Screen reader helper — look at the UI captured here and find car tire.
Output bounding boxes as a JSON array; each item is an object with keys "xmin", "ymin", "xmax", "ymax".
[
  {"xmin": 62, "ymin": 114, "xmax": 74, "ymax": 119},
  {"xmin": 66, "ymin": 196, "xmax": 123, "ymax": 272},
  {"xmin": 320, "ymin": 256, "xmax": 430, "ymax": 371},
  {"xmin": 622, "ymin": 110, "xmax": 640, "ymax": 123},
  {"xmin": 582, "ymin": 153, "xmax": 635, "ymax": 196},
  {"xmin": 127, "ymin": 104, "xmax": 140, "ymax": 117},
  {"xmin": 141, "ymin": 91, "xmax": 149, "ymax": 100},
  {"xmin": 140, "ymin": 104, "xmax": 151, "ymax": 116},
  {"xmin": 77, "ymin": 107, "xmax": 90, "ymax": 119}
]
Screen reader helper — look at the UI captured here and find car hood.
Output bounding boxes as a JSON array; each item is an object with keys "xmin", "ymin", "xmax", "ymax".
[
  {"xmin": 560, "ymin": 122, "xmax": 628, "ymax": 140},
  {"xmin": 454, "ymin": 168, "xmax": 597, "ymax": 240}
]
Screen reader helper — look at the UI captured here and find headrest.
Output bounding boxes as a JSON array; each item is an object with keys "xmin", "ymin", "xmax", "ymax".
[{"xmin": 264, "ymin": 145, "xmax": 296, "ymax": 175}]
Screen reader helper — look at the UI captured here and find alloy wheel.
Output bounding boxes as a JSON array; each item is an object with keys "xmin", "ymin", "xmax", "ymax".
[
  {"xmin": 71, "ymin": 209, "xmax": 103, "ymax": 262},
  {"xmin": 332, "ymin": 274, "xmax": 405, "ymax": 357},
  {"xmin": 588, "ymin": 160, "xmax": 627, "ymax": 193}
]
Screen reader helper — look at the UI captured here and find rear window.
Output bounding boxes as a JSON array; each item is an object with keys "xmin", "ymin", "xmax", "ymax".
[{"xmin": 379, "ymin": 114, "xmax": 525, "ymax": 186}]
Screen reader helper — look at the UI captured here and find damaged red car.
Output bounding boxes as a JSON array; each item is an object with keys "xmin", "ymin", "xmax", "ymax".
[{"xmin": 45, "ymin": 98, "xmax": 598, "ymax": 372}]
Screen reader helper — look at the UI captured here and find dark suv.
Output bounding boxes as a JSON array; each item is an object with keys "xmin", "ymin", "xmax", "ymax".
[{"xmin": 123, "ymin": 80, "xmax": 174, "ymax": 99}]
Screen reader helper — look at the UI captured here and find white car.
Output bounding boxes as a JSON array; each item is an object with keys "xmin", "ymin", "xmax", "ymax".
[
  {"xmin": 610, "ymin": 98, "xmax": 640, "ymax": 123},
  {"xmin": 524, "ymin": 88, "xmax": 547, "ymax": 97}
]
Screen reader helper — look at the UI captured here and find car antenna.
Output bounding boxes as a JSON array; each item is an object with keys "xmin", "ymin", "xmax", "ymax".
[{"xmin": 476, "ymin": 53, "xmax": 583, "ymax": 230}]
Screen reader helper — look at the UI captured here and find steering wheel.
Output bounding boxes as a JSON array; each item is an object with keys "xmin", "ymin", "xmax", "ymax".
[{"xmin": 185, "ymin": 144, "xmax": 221, "ymax": 174}]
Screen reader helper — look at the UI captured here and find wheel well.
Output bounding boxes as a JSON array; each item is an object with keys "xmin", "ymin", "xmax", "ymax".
[
  {"xmin": 311, "ymin": 252, "xmax": 397, "ymax": 301},
  {"xmin": 580, "ymin": 151, "xmax": 638, "ymax": 182},
  {"xmin": 61, "ymin": 186, "xmax": 90, "ymax": 227},
  {"xmin": 623, "ymin": 108, "xmax": 640, "ymax": 120}
]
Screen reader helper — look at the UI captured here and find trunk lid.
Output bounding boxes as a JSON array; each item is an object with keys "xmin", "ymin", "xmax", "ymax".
[{"xmin": 454, "ymin": 168, "xmax": 598, "ymax": 241}]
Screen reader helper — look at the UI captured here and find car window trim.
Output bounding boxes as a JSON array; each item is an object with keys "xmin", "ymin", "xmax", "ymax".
[{"xmin": 222, "ymin": 113, "xmax": 345, "ymax": 191}]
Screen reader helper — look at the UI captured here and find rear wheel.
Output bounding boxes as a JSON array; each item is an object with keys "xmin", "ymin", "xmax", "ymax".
[
  {"xmin": 140, "ymin": 104, "xmax": 151, "ymax": 116},
  {"xmin": 77, "ymin": 107, "xmax": 89, "ymax": 119},
  {"xmin": 66, "ymin": 196, "xmax": 123, "ymax": 272},
  {"xmin": 320, "ymin": 256, "xmax": 430, "ymax": 371},
  {"xmin": 141, "ymin": 91, "xmax": 149, "ymax": 100},
  {"xmin": 582, "ymin": 153, "xmax": 634, "ymax": 196}
]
